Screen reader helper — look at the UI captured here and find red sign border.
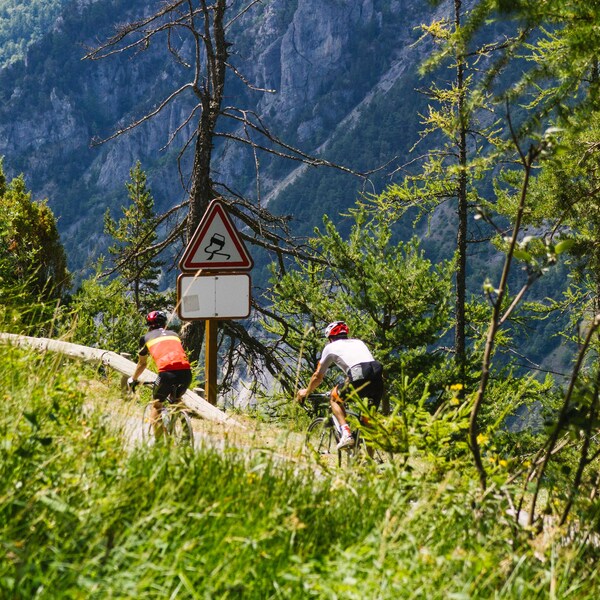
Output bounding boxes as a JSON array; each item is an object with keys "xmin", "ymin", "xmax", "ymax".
[{"xmin": 179, "ymin": 200, "xmax": 254, "ymax": 271}]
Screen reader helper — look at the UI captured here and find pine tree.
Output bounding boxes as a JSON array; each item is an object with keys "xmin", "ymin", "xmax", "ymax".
[
  {"xmin": 103, "ymin": 161, "xmax": 163, "ymax": 311},
  {"xmin": 382, "ymin": 0, "xmax": 504, "ymax": 381},
  {"xmin": 265, "ymin": 199, "xmax": 453, "ymax": 398},
  {"xmin": 0, "ymin": 157, "xmax": 70, "ymax": 300}
]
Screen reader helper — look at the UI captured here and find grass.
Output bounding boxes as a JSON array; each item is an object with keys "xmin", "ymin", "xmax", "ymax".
[{"xmin": 2, "ymin": 342, "xmax": 600, "ymax": 598}]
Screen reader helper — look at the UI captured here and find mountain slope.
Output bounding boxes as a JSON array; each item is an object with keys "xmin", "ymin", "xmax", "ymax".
[
  {"xmin": 0, "ymin": 0, "xmax": 68, "ymax": 68},
  {"xmin": 0, "ymin": 0, "xmax": 436, "ymax": 275}
]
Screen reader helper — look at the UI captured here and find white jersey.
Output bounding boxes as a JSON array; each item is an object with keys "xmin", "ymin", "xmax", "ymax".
[{"xmin": 317, "ymin": 338, "xmax": 375, "ymax": 377}]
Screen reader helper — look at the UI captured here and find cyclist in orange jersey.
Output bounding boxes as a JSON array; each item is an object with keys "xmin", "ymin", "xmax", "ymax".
[{"xmin": 128, "ymin": 310, "xmax": 193, "ymax": 432}]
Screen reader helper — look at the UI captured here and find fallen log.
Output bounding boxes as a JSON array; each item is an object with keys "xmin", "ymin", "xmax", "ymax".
[{"xmin": 0, "ymin": 333, "xmax": 240, "ymax": 427}]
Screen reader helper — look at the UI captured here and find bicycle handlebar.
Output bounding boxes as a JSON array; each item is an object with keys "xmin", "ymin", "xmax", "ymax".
[
  {"xmin": 135, "ymin": 379, "xmax": 185, "ymax": 405},
  {"xmin": 127, "ymin": 379, "xmax": 155, "ymax": 394},
  {"xmin": 299, "ymin": 392, "xmax": 331, "ymax": 416}
]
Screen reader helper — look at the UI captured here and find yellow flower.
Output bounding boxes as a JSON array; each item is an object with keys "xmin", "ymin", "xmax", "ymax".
[
  {"xmin": 477, "ymin": 433, "xmax": 488, "ymax": 446},
  {"xmin": 449, "ymin": 383, "xmax": 464, "ymax": 391}
]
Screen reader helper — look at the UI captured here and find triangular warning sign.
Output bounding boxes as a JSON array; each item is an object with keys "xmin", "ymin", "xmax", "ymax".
[{"xmin": 179, "ymin": 200, "xmax": 253, "ymax": 271}]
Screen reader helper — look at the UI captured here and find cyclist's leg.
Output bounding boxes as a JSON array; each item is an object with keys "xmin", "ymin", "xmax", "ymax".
[
  {"xmin": 355, "ymin": 377, "xmax": 383, "ymax": 460},
  {"xmin": 330, "ymin": 383, "xmax": 353, "ymax": 438},
  {"xmin": 163, "ymin": 369, "xmax": 194, "ymax": 445},
  {"xmin": 172, "ymin": 369, "xmax": 193, "ymax": 401},
  {"xmin": 151, "ymin": 373, "xmax": 173, "ymax": 438},
  {"xmin": 329, "ymin": 384, "xmax": 348, "ymax": 427},
  {"xmin": 331, "ymin": 381, "xmax": 355, "ymax": 449}
]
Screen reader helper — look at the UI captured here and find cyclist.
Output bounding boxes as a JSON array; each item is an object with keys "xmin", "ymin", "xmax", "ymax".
[
  {"xmin": 128, "ymin": 310, "xmax": 193, "ymax": 436},
  {"xmin": 296, "ymin": 321, "xmax": 384, "ymax": 450}
]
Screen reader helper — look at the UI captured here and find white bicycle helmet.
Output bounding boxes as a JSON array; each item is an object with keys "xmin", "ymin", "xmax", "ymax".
[{"xmin": 324, "ymin": 321, "xmax": 349, "ymax": 338}]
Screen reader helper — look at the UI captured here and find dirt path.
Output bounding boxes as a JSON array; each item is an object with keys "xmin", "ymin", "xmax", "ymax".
[{"xmin": 84, "ymin": 377, "xmax": 309, "ymax": 462}]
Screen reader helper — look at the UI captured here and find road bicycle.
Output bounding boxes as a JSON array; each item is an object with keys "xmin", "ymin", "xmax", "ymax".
[
  {"xmin": 302, "ymin": 392, "xmax": 394, "ymax": 468},
  {"xmin": 131, "ymin": 380, "xmax": 195, "ymax": 446}
]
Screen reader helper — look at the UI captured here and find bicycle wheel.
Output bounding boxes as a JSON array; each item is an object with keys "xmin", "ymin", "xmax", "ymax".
[
  {"xmin": 305, "ymin": 417, "xmax": 354, "ymax": 468},
  {"xmin": 344, "ymin": 413, "xmax": 385, "ymax": 468},
  {"xmin": 141, "ymin": 403, "xmax": 155, "ymax": 443},
  {"xmin": 167, "ymin": 408, "xmax": 194, "ymax": 446},
  {"xmin": 305, "ymin": 417, "xmax": 337, "ymax": 465}
]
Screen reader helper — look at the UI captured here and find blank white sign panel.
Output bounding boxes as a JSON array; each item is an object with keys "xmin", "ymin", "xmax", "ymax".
[{"xmin": 177, "ymin": 273, "xmax": 251, "ymax": 319}]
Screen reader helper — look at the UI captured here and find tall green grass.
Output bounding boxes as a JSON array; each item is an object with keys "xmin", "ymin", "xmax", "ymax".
[{"xmin": 1, "ymin": 343, "xmax": 599, "ymax": 598}]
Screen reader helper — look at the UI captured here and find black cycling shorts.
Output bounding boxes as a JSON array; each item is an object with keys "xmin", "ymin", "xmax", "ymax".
[
  {"xmin": 153, "ymin": 369, "xmax": 193, "ymax": 402},
  {"xmin": 338, "ymin": 360, "xmax": 384, "ymax": 408}
]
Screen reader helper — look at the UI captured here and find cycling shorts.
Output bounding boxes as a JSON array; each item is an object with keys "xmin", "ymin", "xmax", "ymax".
[
  {"xmin": 337, "ymin": 360, "xmax": 384, "ymax": 408},
  {"xmin": 153, "ymin": 369, "xmax": 193, "ymax": 402}
]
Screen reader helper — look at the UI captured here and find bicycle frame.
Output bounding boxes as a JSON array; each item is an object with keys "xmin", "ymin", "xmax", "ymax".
[
  {"xmin": 301, "ymin": 393, "xmax": 360, "ymax": 467},
  {"xmin": 301, "ymin": 392, "xmax": 394, "ymax": 467},
  {"xmin": 139, "ymin": 381, "xmax": 194, "ymax": 446}
]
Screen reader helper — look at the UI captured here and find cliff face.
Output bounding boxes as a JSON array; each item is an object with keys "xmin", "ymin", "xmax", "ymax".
[
  {"xmin": 253, "ymin": 1, "xmax": 375, "ymax": 124},
  {"xmin": 0, "ymin": 0, "xmax": 434, "ymax": 272}
]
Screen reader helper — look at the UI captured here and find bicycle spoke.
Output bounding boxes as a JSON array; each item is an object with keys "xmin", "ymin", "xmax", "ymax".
[
  {"xmin": 305, "ymin": 417, "xmax": 338, "ymax": 467},
  {"xmin": 141, "ymin": 403, "xmax": 155, "ymax": 443},
  {"xmin": 170, "ymin": 410, "xmax": 194, "ymax": 446}
]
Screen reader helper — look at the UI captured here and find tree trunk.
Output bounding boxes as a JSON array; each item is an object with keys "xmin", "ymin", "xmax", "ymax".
[
  {"xmin": 454, "ymin": 0, "xmax": 468, "ymax": 380},
  {"xmin": 181, "ymin": 0, "xmax": 228, "ymax": 363}
]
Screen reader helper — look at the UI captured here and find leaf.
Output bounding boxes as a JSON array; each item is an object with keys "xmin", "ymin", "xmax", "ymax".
[
  {"xmin": 35, "ymin": 436, "xmax": 53, "ymax": 446},
  {"xmin": 23, "ymin": 412, "xmax": 38, "ymax": 427},
  {"xmin": 554, "ymin": 239, "xmax": 575, "ymax": 254},
  {"xmin": 513, "ymin": 249, "xmax": 533, "ymax": 262}
]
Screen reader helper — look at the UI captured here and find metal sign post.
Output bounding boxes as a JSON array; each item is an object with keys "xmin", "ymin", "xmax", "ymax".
[
  {"xmin": 178, "ymin": 200, "xmax": 253, "ymax": 406},
  {"xmin": 205, "ymin": 319, "xmax": 218, "ymax": 406}
]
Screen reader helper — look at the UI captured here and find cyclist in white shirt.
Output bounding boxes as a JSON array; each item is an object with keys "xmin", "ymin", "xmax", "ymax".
[{"xmin": 297, "ymin": 321, "xmax": 384, "ymax": 449}]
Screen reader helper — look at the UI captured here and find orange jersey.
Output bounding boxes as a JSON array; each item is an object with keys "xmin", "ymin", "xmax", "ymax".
[{"xmin": 139, "ymin": 328, "xmax": 191, "ymax": 372}]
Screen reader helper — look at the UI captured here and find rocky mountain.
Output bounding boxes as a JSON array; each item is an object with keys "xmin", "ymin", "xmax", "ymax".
[{"xmin": 0, "ymin": 0, "xmax": 438, "ymax": 277}]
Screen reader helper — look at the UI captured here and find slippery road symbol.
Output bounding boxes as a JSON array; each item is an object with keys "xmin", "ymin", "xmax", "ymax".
[
  {"xmin": 179, "ymin": 200, "xmax": 253, "ymax": 271},
  {"xmin": 203, "ymin": 233, "xmax": 231, "ymax": 261}
]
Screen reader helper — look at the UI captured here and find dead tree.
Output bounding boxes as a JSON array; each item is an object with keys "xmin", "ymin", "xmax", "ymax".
[{"xmin": 85, "ymin": 0, "xmax": 363, "ymax": 389}]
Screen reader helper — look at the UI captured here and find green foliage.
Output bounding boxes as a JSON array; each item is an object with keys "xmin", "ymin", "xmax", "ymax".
[
  {"xmin": 103, "ymin": 161, "xmax": 163, "ymax": 311},
  {"xmin": 528, "ymin": 115, "xmax": 600, "ymax": 305},
  {"xmin": 474, "ymin": 1, "xmax": 600, "ymax": 137},
  {"xmin": 0, "ymin": 273, "xmax": 61, "ymax": 335},
  {"xmin": 2, "ymin": 346, "xmax": 600, "ymax": 598},
  {"xmin": 0, "ymin": 0, "xmax": 68, "ymax": 68},
  {"xmin": 0, "ymin": 158, "xmax": 70, "ymax": 333},
  {"xmin": 355, "ymin": 373, "xmax": 471, "ymax": 467},
  {"xmin": 65, "ymin": 267, "xmax": 145, "ymax": 356},
  {"xmin": 265, "ymin": 198, "xmax": 453, "ymax": 395},
  {"xmin": 0, "ymin": 158, "xmax": 70, "ymax": 301},
  {"xmin": 356, "ymin": 368, "xmax": 553, "ymax": 479}
]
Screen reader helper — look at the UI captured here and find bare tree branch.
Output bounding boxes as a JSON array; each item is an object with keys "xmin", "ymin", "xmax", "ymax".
[{"xmin": 85, "ymin": 0, "xmax": 362, "ymax": 391}]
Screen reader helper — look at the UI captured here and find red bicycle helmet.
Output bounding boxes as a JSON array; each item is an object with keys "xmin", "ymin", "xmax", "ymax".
[
  {"xmin": 324, "ymin": 321, "xmax": 349, "ymax": 339},
  {"xmin": 146, "ymin": 310, "xmax": 167, "ymax": 328}
]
